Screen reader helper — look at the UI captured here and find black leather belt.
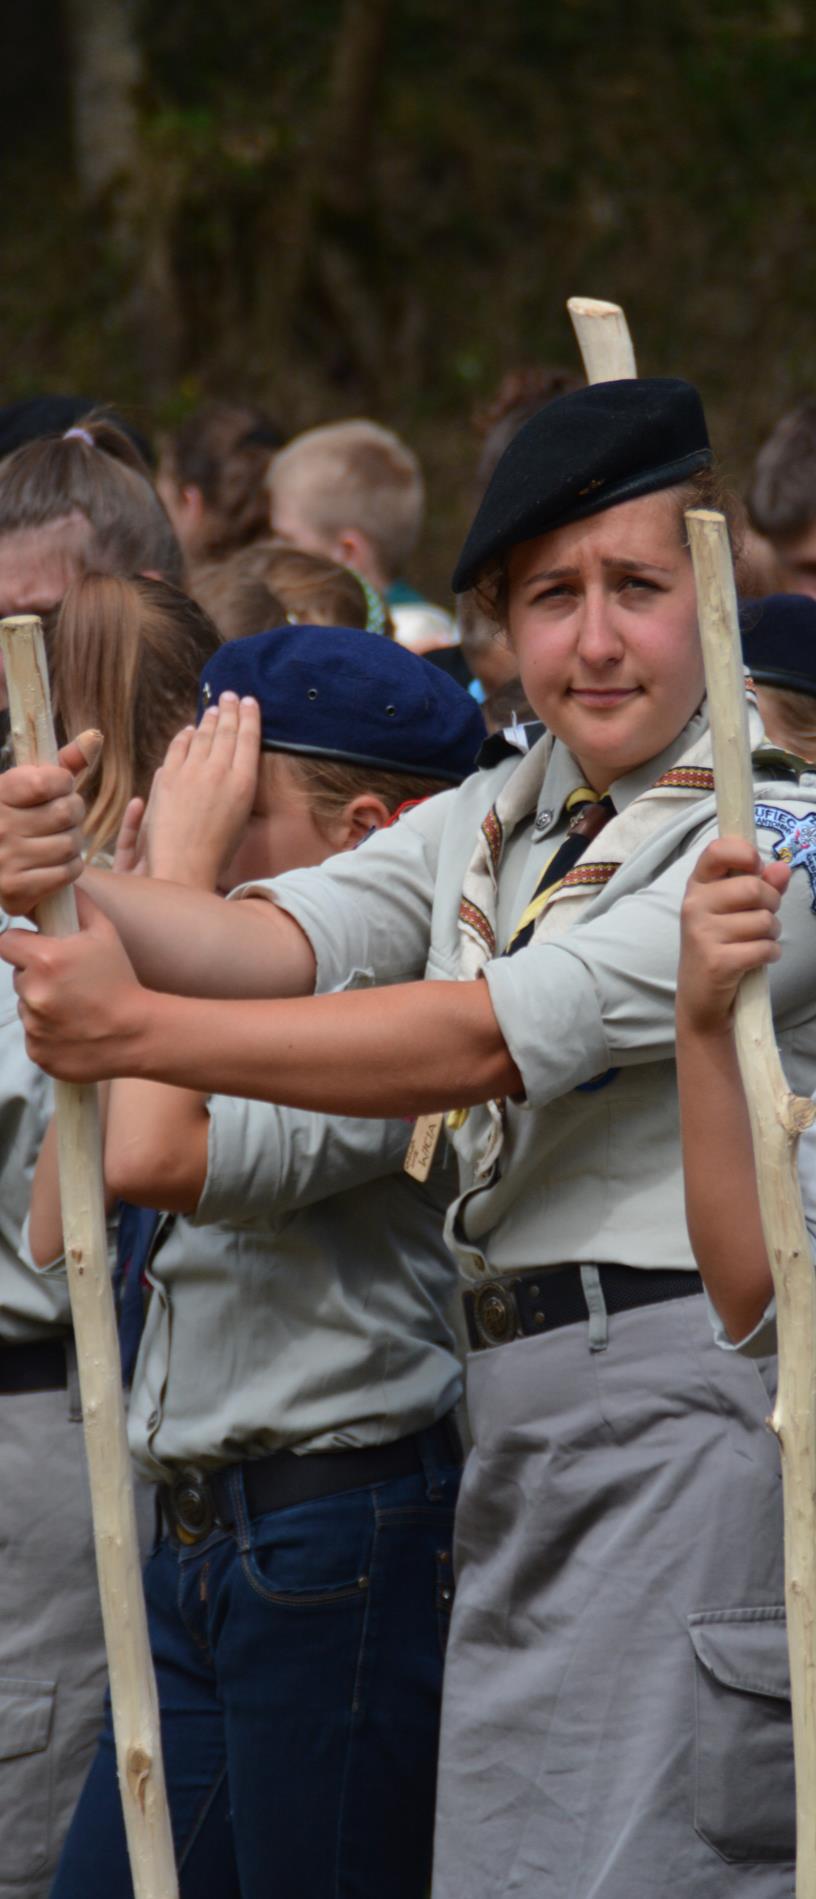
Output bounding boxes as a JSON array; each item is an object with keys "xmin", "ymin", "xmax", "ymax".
[
  {"xmin": 159, "ymin": 1413, "xmax": 464, "ymax": 1547},
  {"xmin": 464, "ymin": 1263, "xmax": 702, "ymax": 1352},
  {"xmin": 0, "ymin": 1339, "xmax": 69, "ymax": 1393}
]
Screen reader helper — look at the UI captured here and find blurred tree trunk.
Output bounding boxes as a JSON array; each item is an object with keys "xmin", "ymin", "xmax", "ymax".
[
  {"xmin": 260, "ymin": 0, "xmax": 391, "ymax": 400},
  {"xmin": 64, "ymin": 0, "xmax": 182, "ymax": 397},
  {"xmin": 321, "ymin": 0, "xmax": 390, "ymax": 219}
]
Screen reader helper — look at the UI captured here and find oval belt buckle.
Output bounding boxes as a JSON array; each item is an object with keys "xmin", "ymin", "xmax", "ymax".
[
  {"xmin": 472, "ymin": 1280, "xmax": 519, "ymax": 1349},
  {"xmin": 171, "ymin": 1470, "xmax": 215, "ymax": 1546}
]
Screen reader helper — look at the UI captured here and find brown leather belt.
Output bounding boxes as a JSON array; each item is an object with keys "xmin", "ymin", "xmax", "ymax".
[{"xmin": 464, "ymin": 1263, "xmax": 702, "ymax": 1352}]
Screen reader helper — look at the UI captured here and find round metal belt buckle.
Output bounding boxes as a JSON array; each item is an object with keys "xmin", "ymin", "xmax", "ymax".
[
  {"xmin": 170, "ymin": 1471, "xmax": 215, "ymax": 1546},
  {"xmin": 472, "ymin": 1280, "xmax": 519, "ymax": 1348}
]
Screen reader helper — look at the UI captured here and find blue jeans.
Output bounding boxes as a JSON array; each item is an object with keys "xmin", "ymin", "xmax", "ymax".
[{"xmin": 51, "ymin": 1435, "xmax": 460, "ymax": 1899}]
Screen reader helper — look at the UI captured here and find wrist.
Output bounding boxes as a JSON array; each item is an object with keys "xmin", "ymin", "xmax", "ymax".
[
  {"xmin": 128, "ymin": 984, "xmax": 174, "ymax": 1080},
  {"xmin": 148, "ymin": 850, "xmax": 218, "ymax": 893},
  {"xmin": 675, "ymin": 995, "xmax": 736, "ymax": 1042}
]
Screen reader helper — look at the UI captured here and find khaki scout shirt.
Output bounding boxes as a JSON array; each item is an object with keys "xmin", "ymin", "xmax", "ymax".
[
  {"xmin": 237, "ymin": 708, "xmax": 816, "ymax": 1286},
  {"xmin": 0, "ymin": 930, "xmax": 70, "ymax": 1342},
  {"xmin": 126, "ymin": 1096, "xmax": 461, "ymax": 1483}
]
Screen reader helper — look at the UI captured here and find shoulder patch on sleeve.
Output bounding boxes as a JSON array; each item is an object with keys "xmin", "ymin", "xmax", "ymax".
[{"xmin": 756, "ymin": 803, "xmax": 816, "ymax": 911}]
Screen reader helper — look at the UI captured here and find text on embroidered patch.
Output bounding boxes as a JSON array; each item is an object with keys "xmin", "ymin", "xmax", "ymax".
[{"xmin": 756, "ymin": 803, "xmax": 816, "ymax": 911}]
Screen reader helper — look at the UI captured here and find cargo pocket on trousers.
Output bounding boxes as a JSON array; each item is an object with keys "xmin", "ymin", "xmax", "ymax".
[
  {"xmin": 0, "ymin": 1677, "xmax": 56, "ymax": 1878},
  {"xmin": 688, "ymin": 1608, "xmax": 795, "ymax": 1863}
]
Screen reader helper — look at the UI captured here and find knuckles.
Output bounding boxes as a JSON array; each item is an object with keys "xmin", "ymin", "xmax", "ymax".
[{"xmin": 2, "ymin": 766, "xmax": 74, "ymax": 809}]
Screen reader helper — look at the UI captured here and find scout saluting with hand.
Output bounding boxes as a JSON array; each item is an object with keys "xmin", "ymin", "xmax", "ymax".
[
  {"xmin": 4, "ymin": 380, "xmax": 816, "ymax": 1896},
  {"xmin": 27, "ymin": 626, "xmax": 482, "ymax": 1899}
]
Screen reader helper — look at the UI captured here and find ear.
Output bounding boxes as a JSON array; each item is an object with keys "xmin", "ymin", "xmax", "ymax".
[
  {"xmin": 328, "ymin": 792, "xmax": 393, "ymax": 851},
  {"xmin": 181, "ymin": 484, "xmax": 206, "ymax": 524},
  {"xmin": 332, "ymin": 528, "xmax": 371, "ymax": 573}
]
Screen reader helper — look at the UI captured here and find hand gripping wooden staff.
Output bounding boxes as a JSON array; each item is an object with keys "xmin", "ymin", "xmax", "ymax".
[
  {"xmin": 0, "ymin": 616, "xmax": 178, "ymax": 1899},
  {"xmin": 685, "ymin": 514, "xmax": 816, "ymax": 1895}
]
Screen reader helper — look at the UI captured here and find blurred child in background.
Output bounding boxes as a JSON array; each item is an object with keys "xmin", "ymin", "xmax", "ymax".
[
  {"xmin": 157, "ymin": 402, "xmax": 284, "ymax": 571},
  {"xmin": 267, "ymin": 418, "xmax": 454, "ymax": 652},
  {"xmin": 193, "ymin": 540, "xmax": 392, "ymax": 643}
]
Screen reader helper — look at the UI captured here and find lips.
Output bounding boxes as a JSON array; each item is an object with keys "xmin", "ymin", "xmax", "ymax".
[{"xmin": 568, "ymin": 687, "xmax": 642, "ymax": 708}]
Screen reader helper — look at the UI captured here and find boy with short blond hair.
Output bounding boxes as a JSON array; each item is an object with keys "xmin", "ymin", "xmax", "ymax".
[{"xmin": 267, "ymin": 418, "xmax": 455, "ymax": 650}]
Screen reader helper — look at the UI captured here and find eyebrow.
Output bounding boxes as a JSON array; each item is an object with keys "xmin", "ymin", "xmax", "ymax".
[{"xmin": 520, "ymin": 556, "xmax": 675, "ymax": 586}]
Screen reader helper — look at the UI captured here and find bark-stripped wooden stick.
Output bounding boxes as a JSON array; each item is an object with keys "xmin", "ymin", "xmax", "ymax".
[
  {"xmin": 0, "ymin": 615, "xmax": 178, "ymax": 1899},
  {"xmin": 686, "ymin": 512, "xmax": 816, "ymax": 1895},
  {"xmin": 567, "ymin": 296, "xmax": 637, "ymax": 382}
]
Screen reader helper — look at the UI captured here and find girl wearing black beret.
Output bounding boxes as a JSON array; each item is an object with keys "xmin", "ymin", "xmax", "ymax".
[{"xmin": 1, "ymin": 378, "xmax": 810, "ymax": 1898}]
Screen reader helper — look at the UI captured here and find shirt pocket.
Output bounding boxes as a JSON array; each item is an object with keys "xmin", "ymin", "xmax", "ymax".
[
  {"xmin": 688, "ymin": 1607, "xmax": 795, "ymax": 1863},
  {"xmin": 0, "ymin": 1676, "xmax": 56, "ymax": 1878}
]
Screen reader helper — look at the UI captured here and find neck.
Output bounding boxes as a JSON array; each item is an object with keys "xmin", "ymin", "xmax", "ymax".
[{"xmin": 756, "ymin": 686, "xmax": 816, "ymax": 763}]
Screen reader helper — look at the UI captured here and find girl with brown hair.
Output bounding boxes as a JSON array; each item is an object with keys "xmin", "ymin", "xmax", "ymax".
[
  {"xmin": 157, "ymin": 403, "xmax": 284, "ymax": 567},
  {"xmin": 193, "ymin": 539, "xmax": 393, "ymax": 642},
  {"xmin": 46, "ymin": 573, "xmax": 221, "ymax": 855},
  {"xmin": 0, "ymin": 570, "xmax": 218, "ymax": 1899}
]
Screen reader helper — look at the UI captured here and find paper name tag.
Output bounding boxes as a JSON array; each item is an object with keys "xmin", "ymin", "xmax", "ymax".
[{"xmin": 403, "ymin": 1113, "xmax": 444, "ymax": 1181}]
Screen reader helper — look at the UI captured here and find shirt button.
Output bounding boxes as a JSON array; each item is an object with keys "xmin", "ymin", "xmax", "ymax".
[
  {"xmin": 534, "ymin": 809, "xmax": 553, "ymax": 834},
  {"xmin": 147, "ymin": 1409, "xmax": 159, "ymax": 1430}
]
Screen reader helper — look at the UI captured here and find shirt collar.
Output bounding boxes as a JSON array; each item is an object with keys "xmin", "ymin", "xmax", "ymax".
[
  {"xmin": 532, "ymin": 741, "xmax": 590, "ymax": 838},
  {"xmin": 607, "ymin": 701, "xmax": 709, "ymax": 811},
  {"xmin": 535, "ymin": 699, "xmax": 710, "ymax": 837}
]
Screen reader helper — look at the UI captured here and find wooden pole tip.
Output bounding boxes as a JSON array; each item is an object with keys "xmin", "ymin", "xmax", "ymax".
[
  {"xmin": 566, "ymin": 296, "xmax": 625, "ymax": 319},
  {"xmin": 685, "ymin": 507, "xmax": 725, "ymax": 527},
  {"xmin": 0, "ymin": 613, "xmax": 44, "ymax": 637}
]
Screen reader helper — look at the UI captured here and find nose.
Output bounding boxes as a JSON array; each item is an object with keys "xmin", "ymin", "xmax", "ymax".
[{"xmin": 574, "ymin": 588, "xmax": 625, "ymax": 668}]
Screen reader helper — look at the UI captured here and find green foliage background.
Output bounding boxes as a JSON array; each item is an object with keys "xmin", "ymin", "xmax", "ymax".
[{"xmin": 2, "ymin": 0, "xmax": 815, "ymax": 593}]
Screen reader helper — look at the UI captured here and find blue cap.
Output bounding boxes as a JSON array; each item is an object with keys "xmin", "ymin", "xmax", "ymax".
[
  {"xmin": 740, "ymin": 595, "xmax": 816, "ymax": 699},
  {"xmin": 198, "ymin": 624, "xmax": 485, "ymax": 783}
]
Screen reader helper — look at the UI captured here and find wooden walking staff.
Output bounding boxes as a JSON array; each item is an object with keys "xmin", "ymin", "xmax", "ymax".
[
  {"xmin": 686, "ymin": 512, "xmax": 816, "ymax": 1894},
  {"xmin": 0, "ymin": 615, "xmax": 178, "ymax": 1899},
  {"xmin": 567, "ymin": 295, "xmax": 637, "ymax": 382}
]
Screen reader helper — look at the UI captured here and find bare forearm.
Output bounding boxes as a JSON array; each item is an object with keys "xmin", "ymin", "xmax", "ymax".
[
  {"xmin": 106, "ymin": 1078, "xmax": 208, "ymax": 1213},
  {"xmin": 29, "ymin": 1084, "xmax": 113, "ymax": 1266},
  {"xmin": 80, "ymin": 867, "xmax": 316, "ymax": 999},
  {"xmin": 126, "ymin": 978, "xmax": 520, "ymax": 1116},
  {"xmin": 28, "ymin": 1115, "xmax": 64, "ymax": 1266},
  {"xmin": 676, "ymin": 1005, "xmax": 773, "ymax": 1340}
]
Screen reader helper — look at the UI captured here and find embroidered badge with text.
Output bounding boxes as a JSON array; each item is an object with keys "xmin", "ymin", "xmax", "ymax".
[{"xmin": 756, "ymin": 804, "xmax": 816, "ymax": 911}]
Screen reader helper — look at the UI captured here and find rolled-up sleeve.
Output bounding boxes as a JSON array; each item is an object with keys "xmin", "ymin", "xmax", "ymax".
[
  {"xmin": 195, "ymin": 1095, "xmax": 417, "ymax": 1228},
  {"xmin": 229, "ymin": 792, "xmax": 452, "ymax": 995},
  {"xmin": 704, "ymin": 1287, "xmax": 778, "ymax": 1358},
  {"xmin": 485, "ymin": 811, "xmax": 816, "ymax": 1110}
]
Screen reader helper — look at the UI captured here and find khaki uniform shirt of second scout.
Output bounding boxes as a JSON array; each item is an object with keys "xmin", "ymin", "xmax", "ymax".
[
  {"xmin": 126, "ymin": 1097, "xmax": 461, "ymax": 1485},
  {"xmin": 235, "ymin": 708, "xmax": 816, "ymax": 1285},
  {"xmin": 0, "ymin": 931, "xmax": 68, "ymax": 1341}
]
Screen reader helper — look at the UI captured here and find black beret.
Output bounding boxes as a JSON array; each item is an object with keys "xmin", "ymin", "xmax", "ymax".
[
  {"xmin": 452, "ymin": 376, "xmax": 711, "ymax": 593},
  {"xmin": 740, "ymin": 594, "xmax": 816, "ymax": 699},
  {"xmin": 198, "ymin": 623, "xmax": 485, "ymax": 783}
]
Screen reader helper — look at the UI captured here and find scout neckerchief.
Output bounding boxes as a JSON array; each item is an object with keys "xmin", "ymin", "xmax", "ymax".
[
  {"xmin": 503, "ymin": 787, "xmax": 615, "ymax": 953},
  {"xmin": 405, "ymin": 704, "xmax": 755, "ymax": 1183}
]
